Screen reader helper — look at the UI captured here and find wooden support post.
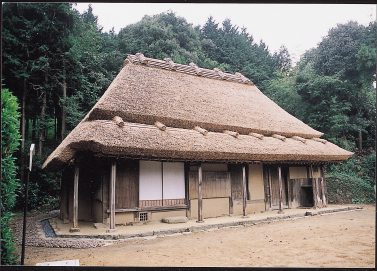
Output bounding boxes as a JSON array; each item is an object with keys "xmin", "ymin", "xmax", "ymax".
[
  {"xmin": 287, "ymin": 177, "xmax": 292, "ymax": 209},
  {"xmin": 197, "ymin": 164, "xmax": 203, "ymax": 223},
  {"xmin": 242, "ymin": 165, "xmax": 247, "ymax": 217},
  {"xmin": 184, "ymin": 163, "xmax": 191, "ymax": 218},
  {"xmin": 320, "ymin": 177, "xmax": 327, "ymax": 207},
  {"xmin": 70, "ymin": 165, "xmax": 80, "ymax": 232},
  {"xmin": 108, "ymin": 161, "xmax": 116, "ymax": 231},
  {"xmin": 278, "ymin": 166, "xmax": 284, "ymax": 214},
  {"xmin": 268, "ymin": 168, "xmax": 273, "ymax": 210},
  {"xmin": 320, "ymin": 166, "xmax": 327, "ymax": 207}
]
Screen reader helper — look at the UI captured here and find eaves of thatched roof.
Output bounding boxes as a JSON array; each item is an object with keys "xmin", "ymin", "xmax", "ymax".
[{"xmin": 43, "ymin": 53, "xmax": 353, "ymax": 170}]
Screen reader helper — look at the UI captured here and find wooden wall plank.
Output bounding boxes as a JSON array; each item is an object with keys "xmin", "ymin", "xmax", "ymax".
[{"xmin": 115, "ymin": 159, "xmax": 139, "ymax": 209}]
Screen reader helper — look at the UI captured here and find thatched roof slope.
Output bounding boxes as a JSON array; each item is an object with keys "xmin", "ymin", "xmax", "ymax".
[
  {"xmin": 43, "ymin": 120, "xmax": 353, "ymax": 170},
  {"xmin": 43, "ymin": 54, "xmax": 353, "ymax": 170},
  {"xmin": 87, "ymin": 54, "xmax": 323, "ymax": 138}
]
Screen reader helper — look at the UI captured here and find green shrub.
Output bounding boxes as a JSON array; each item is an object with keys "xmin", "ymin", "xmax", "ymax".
[
  {"xmin": 326, "ymin": 152, "xmax": 376, "ymax": 204},
  {"xmin": 1, "ymin": 88, "xmax": 21, "ymax": 265}
]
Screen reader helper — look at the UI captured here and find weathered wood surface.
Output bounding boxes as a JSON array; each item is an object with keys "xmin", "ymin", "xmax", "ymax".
[
  {"xmin": 278, "ymin": 166, "xmax": 283, "ymax": 213},
  {"xmin": 189, "ymin": 171, "xmax": 231, "ymax": 199},
  {"xmin": 139, "ymin": 199, "xmax": 185, "ymax": 208},
  {"xmin": 230, "ymin": 165, "xmax": 243, "ymax": 200},
  {"xmin": 197, "ymin": 164, "xmax": 203, "ymax": 222},
  {"xmin": 72, "ymin": 165, "xmax": 79, "ymax": 230},
  {"xmin": 109, "ymin": 161, "xmax": 116, "ymax": 230},
  {"xmin": 116, "ymin": 160, "xmax": 139, "ymax": 209},
  {"xmin": 242, "ymin": 165, "xmax": 247, "ymax": 216}
]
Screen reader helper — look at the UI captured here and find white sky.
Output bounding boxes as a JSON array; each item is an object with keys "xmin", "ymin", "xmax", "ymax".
[{"xmin": 73, "ymin": 3, "xmax": 376, "ymax": 64}]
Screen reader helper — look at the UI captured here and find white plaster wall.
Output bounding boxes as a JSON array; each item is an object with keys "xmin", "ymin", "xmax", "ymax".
[
  {"xmin": 139, "ymin": 160, "xmax": 162, "ymax": 200},
  {"xmin": 162, "ymin": 162, "xmax": 185, "ymax": 199}
]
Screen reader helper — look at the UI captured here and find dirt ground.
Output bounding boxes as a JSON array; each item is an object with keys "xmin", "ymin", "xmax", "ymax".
[{"xmin": 23, "ymin": 205, "xmax": 375, "ymax": 267}]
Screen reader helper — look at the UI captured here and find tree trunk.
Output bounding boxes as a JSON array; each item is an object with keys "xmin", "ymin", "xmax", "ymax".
[
  {"xmin": 358, "ymin": 129, "xmax": 362, "ymax": 152},
  {"xmin": 38, "ymin": 74, "xmax": 47, "ymax": 157},
  {"xmin": 21, "ymin": 80, "xmax": 26, "ymax": 151},
  {"xmin": 61, "ymin": 60, "xmax": 66, "ymax": 141}
]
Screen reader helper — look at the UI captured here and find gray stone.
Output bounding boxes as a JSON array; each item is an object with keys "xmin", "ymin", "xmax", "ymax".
[
  {"xmin": 93, "ymin": 223, "xmax": 107, "ymax": 229},
  {"xmin": 161, "ymin": 216, "xmax": 189, "ymax": 224}
]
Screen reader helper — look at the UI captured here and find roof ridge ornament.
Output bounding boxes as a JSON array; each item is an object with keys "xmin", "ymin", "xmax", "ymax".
[
  {"xmin": 223, "ymin": 130, "xmax": 239, "ymax": 138},
  {"xmin": 164, "ymin": 58, "xmax": 177, "ymax": 70},
  {"xmin": 194, "ymin": 126, "xmax": 208, "ymax": 136},
  {"xmin": 154, "ymin": 121, "xmax": 167, "ymax": 131},
  {"xmin": 312, "ymin": 137, "xmax": 327, "ymax": 144},
  {"xmin": 189, "ymin": 62, "xmax": 201, "ymax": 75},
  {"xmin": 235, "ymin": 72, "xmax": 250, "ymax": 83},
  {"xmin": 272, "ymin": 134, "xmax": 286, "ymax": 141},
  {"xmin": 291, "ymin": 135, "xmax": 307, "ymax": 143},
  {"xmin": 135, "ymin": 53, "xmax": 148, "ymax": 64},
  {"xmin": 213, "ymin": 68, "xmax": 225, "ymax": 79},
  {"xmin": 249, "ymin": 132, "xmax": 264, "ymax": 140},
  {"xmin": 126, "ymin": 53, "xmax": 254, "ymax": 85}
]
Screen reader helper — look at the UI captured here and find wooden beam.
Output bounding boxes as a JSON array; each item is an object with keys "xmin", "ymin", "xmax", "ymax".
[
  {"xmin": 242, "ymin": 165, "xmax": 247, "ymax": 217},
  {"xmin": 197, "ymin": 163, "xmax": 203, "ymax": 222},
  {"xmin": 109, "ymin": 160, "xmax": 116, "ymax": 231},
  {"xmin": 70, "ymin": 165, "xmax": 79, "ymax": 232},
  {"xmin": 278, "ymin": 166, "xmax": 284, "ymax": 214}
]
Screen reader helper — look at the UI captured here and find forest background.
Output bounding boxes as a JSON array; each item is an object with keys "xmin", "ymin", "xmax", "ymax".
[{"xmin": 1, "ymin": 3, "xmax": 376, "ymax": 264}]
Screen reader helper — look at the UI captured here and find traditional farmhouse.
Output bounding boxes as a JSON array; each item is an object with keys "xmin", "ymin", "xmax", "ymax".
[{"xmin": 43, "ymin": 53, "xmax": 353, "ymax": 232}]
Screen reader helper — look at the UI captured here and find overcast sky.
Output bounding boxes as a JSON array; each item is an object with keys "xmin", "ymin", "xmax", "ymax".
[{"xmin": 74, "ymin": 3, "xmax": 376, "ymax": 64}]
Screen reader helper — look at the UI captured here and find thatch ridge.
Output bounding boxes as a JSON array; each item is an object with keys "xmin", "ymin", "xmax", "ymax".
[
  {"xmin": 125, "ymin": 53, "xmax": 253, "ymax": 85},
  {"xmin": 43, "ymin": 120, "xmax": 353, "ymax": 170}
]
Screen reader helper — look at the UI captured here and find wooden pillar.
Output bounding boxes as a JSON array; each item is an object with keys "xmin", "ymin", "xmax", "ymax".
[
  {"xmin": 268, "ymin": 167, "xmax": 273, "ymax": 210},
  {"xmin": 197, "ymin": 163, "xmax": 203, "ymax": 223},
  {"xmin": 70, "ymin": 165, "xmax": 80, "ymax": 232},
  {"xmin": 287, "ymin": 177, "xmax": 292, "ymax": 209},
  {"xmin": 320, "ymin": 166, "xmax": 327, "ymax": 207},
  {"xmin": 242, "ymin": 165, "xmax": 247, "ymax": 217},
  {"xmin": 278, "ymin": 166, "xmax": 284, "ymax": 214},
  {"xmin": 184, "ymin": 163, "xmax": 191, "ymax": 218},
  {"xmin": 310, "ymin": 165, "xmax": 318, "ymax": 208},
  {"xmin": 108, "ymin": 160, "xmax": 116, "ymax": 231}
]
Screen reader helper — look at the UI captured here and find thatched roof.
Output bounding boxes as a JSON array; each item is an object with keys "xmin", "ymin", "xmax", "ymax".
[{"xmin": 43, "ymin": 53, "xmax": 353, "ymax": 170}]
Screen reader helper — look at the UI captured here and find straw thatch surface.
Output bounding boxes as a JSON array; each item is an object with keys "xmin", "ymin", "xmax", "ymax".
[
  {"xmin": 43, "ymin": 54, "xmax": 353, "ymax": 170},
  {"xmin": 87, "ymin": 54, "xmax": 323, "ymax": 138},
  {"xmin": 43, "ymin": 120, "xmax": 352, "ymax": 170}
]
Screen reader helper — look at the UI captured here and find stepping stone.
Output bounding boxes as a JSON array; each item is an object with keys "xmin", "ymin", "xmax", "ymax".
[
  {"xmin": 93, "ymin": 223, "xmax": 107, "ymax": 229},
  {"xmin": 161, "ymin": 216, "xmax": 188, "ymax": 224}
]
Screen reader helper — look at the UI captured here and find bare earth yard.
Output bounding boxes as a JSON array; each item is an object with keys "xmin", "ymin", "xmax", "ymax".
[{"xmin": 23, "ymin": 205, "xmax": 375, "ymax": 267}]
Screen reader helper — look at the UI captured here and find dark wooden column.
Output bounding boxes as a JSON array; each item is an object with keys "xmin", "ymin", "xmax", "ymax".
[
  {"xmin": 70, "ymin": 165, "xmax": 80, "ymax": 232},
  {"xmin": 287, "ymin": 176, "xmax": 292, "ymax": 209},
  {"xmin": 242, "ymin": 164, "xmax": 247, "ymax": 217},
  {"xmin": 268, "ymin": 167, "xmax": 273, "ymax": 210},
  {"xmin": 108, "ymin": 160, "xmax": 116, "ymax": 231},
  {"xmin": 278, "ymin": 166, "xmax": 284, "ymax": 214},
  {"xmin": 320, "ymin": 166, "xmax": 327, "ymax": 207},
  {"xmin": 310, "ymin": 165, "xmax": 318, "ymax": 208},
  {"xmin": 197, "ymin": 163, "xmax": 203, "ymax": 223}
]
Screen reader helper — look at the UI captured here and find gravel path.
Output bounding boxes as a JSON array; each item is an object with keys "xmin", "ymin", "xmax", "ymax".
[{"xmin": 10, "ymin": 210, "xmax": 114, "ymax": 249}]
